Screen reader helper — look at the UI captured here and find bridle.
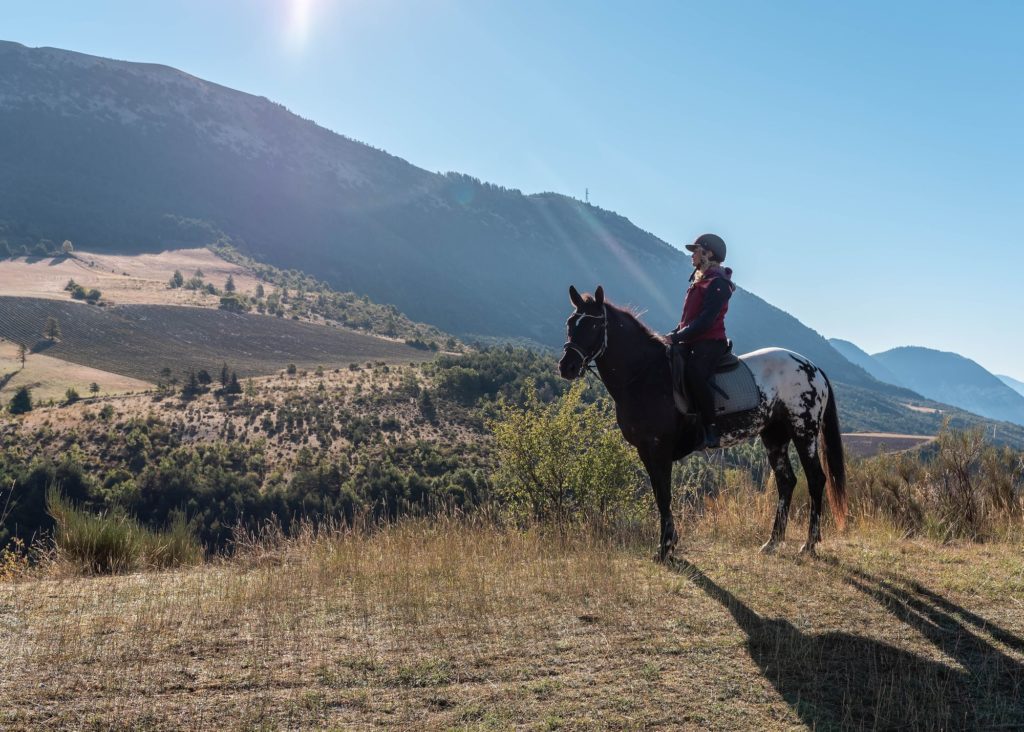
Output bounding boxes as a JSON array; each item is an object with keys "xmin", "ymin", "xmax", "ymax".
[{"xmin": 562, "ymin": 306, "xmax": 608, "ymax": 378}]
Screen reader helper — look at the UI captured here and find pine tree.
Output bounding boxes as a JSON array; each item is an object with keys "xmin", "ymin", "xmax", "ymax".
[
  {"xmin": 255, "ymin": 283, "xmax": 265, "ymax": 298},
  {"xmin": 9, "ymin": 386, "xmax": 32, "ymax": 414},
  {"xmin": 44, "ymin": 316, "xmax": 61, "ymax": 341},
  {"xmin": 418, "ymin": 390, "xmax": 437, "ymax": 424},
  {"xmin": 182, "ymin": 369, "xmax": 201, "ymax": 398},
  {"xmin": 224, "ymin": 275, "xmax": 236, "ymax": 293},
  {"xmin": 220, "ymin": 363, "xmax": 230, "ymax": 387},
  {"xmin": 169, "ymin": 270, "xmax": 184, "ymax": 288},
  {"xmin": 89, "ymin": 382, "xmax": 100, "ymax": 396},
  {"xmin": 17, "ymin": 343, "xmax": 27, "ymax": 368}
]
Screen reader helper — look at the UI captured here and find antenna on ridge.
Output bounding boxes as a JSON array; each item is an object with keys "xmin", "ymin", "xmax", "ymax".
[{"xmin": 585, "ymin": 187, "xmax": 589, "ymax": 204}]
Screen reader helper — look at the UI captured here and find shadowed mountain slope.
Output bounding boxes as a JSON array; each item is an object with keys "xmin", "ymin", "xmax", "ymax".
[
  {"xmin": 829, "ymin": 338, "xmax": 910, "ymax": 391},
  {"xmin": 1, "ymin": 40, "xmax": 879, "ymax": 387},
  {"xmin": 998, "ymin": 374, "xmax": 1024, "ymax": 398}
]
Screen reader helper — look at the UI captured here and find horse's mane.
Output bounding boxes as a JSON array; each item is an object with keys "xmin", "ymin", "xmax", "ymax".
[{"xmin": 581, "ymin": 294, "xmax": 668, "ymax": 347}]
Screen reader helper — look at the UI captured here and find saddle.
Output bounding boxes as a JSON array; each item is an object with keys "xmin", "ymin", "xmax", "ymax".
[{"xmin": 669, "ymin": 341, "xmax": 759, "ymax": 418}]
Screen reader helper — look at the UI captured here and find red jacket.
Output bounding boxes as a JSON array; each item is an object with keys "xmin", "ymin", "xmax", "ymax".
[{"xmin": 676, "ymin": 267, "xmax": 734, "ymax": 343}]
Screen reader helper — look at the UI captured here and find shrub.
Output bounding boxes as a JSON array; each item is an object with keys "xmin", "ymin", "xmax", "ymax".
[
  {"xmin": 47, "ymin": 489, "xmax": 202, "ymax": 574},
  {"xmin": 219, "ymin": 295, "xmax": 250, "ymax": 313},
  {"xmin": 489, "ymin": 380, "xmax": 645, "ymax": 523},
  {"xmin": 9, "ymin": 386, "xmax": 32, "ymax": 414},
  {"xmin": 849, "ymin": 424, "xmax": 1024, "ymax": 542},
  {"xmin": 64, "ymin": 387, "xmax": 80, "ymax": 405}
]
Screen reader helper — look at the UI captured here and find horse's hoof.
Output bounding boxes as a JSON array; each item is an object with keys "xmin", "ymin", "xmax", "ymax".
[
  {"xmin": 799, "ymin": 543, "xmax": 817, "ymax": 556},
  {"xmin": 759, "ymin": 540, "xmax": 778, "ymax": 555}
]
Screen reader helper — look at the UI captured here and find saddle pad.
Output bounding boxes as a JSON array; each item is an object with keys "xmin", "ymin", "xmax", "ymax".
[{"xmin": 712, "ymin": 359, "xmax": 759, "ymax": 416}]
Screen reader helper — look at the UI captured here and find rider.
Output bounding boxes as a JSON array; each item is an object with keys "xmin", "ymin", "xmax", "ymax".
[{"xmin": 670, "ymin": 233, "xmax": 735, "ymax": 448}]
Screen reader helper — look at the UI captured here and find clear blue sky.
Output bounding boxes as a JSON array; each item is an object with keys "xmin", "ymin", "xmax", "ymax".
[{"xmin": 6, "ymin": 1, "xmax": 1023, "ymax": 378}]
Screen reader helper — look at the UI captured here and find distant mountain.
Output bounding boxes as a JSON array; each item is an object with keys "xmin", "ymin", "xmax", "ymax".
[
  {"xmin": 874, "ymin": 347, "xmax": 1024, "ymax": 427},
  {"xmin": 0, "ymin": 40, "xmax": 882, "ymax": 388},
  {"xmin": 997, "ymin": 374, "xmax": 1024, "ymax": 398},
  {"xmin": 828, "ymin": 339, "xmax": 910, "ymax": 390}
]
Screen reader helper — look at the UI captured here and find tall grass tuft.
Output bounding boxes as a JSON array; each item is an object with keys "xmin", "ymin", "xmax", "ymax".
[{"xmin": 47, "ymin": 488, "xmax": 203, "ymax": 573}]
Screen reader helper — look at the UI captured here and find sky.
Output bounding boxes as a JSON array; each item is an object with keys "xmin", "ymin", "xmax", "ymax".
[{"xmin": 5, "ymin": 0, "xmax": 1023, "ymax": 378}]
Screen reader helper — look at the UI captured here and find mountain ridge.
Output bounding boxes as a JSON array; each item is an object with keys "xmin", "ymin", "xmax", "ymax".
[
  {"xmin": 0, "ymin": 40, "xmax": 915, "ymax": 392},
  {"xmin": 997, "ymin": 374, "xmax": 1024, "ymax": 398},
  {"xmin": 874, "ymin": 346, "xmax": 1024, "ymax": 427}
]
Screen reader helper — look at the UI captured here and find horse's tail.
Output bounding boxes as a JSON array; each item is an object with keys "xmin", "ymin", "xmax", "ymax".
[{"xmin": 819, "ymin": 372, "xmax": 848, "ymax": 530}]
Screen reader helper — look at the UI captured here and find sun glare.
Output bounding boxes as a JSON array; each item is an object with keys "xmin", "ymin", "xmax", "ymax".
[{"xmin": 285, "ymin": 0, "xmax": 316, "ymax": 51}]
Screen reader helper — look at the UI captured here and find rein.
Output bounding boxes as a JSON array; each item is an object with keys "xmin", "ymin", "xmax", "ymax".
[
  {"xmin": 562, "ymin": 306, "xmax": 608, "ymax": 378},
  {"xmin": 563, "ymin": 306, "xmax": 662, "ymax": 388}
]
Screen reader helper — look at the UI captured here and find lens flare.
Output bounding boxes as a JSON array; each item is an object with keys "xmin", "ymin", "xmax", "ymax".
[{"xmin": 286, "ymin": 0, "xmax": 315, "ymax": 50}]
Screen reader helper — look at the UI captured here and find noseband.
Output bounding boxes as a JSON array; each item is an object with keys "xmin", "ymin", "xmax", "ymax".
[{"xmin": 562, "ymin": 306, "xmax": 608, "ymax": 377}]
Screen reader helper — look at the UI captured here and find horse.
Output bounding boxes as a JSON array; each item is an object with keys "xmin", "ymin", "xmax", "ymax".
[{"xmin": 558, "ymin": 285, "xmax": 846, "ymax": 560}]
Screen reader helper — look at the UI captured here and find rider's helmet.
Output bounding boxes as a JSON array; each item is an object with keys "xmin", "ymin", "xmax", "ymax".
[{"xmin": 685, "ymin": 233, "xmax": 726, "ymax": 263}]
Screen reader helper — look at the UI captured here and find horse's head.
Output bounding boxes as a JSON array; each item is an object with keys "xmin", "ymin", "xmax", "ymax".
[{"xmin": 558, "ymin": 285, "xmax": 607, "ymax": 380}]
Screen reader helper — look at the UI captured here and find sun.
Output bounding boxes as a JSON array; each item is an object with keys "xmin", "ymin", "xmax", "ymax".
[{"xmin": 285, "ymin": 0, "xmax": 316, "ymax": 51}]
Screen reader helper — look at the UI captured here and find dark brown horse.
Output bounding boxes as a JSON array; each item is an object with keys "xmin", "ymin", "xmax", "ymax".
[{"xmin": 558, "ymin": 285, "xmax": 846, "ymax": 560}]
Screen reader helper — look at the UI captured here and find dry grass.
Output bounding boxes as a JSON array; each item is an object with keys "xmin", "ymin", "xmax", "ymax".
[
  {"xmin": 841, "ymin": 432, "xmax": 936, "ymax": 458},
  {"xmin": 0, "ymin": 249, "xmax": 260, "ymax": 307},
  {"xmin": 0, "ymin": 340, "xmax": 153, "ymax": 403},
  {"xmin": 2, "ymin": 511, "xmax": 1022, "ymax": 731}
]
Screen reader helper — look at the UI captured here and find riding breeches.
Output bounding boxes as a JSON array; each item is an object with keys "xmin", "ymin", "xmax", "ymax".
[{"xmin": 682, "ymin": 339, "xmax": 729, "ymax": 427}]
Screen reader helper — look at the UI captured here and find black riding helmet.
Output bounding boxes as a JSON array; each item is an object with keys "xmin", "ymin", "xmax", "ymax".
[{"xmin": 685, "ymin": 233, "xmax": 726, "ymax": 263}]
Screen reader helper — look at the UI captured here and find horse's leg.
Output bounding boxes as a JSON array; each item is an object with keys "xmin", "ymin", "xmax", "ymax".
[
  {"xmin": 639, "ymin": 442, "xmax": 676, "ymax": 561},
  {"xmin": 760, "ymin": 424, "xmax": 796, "ymax": 555},
  {"xmin": 794, "ymin": 437, "xmax": 826, "ymax": 555}
]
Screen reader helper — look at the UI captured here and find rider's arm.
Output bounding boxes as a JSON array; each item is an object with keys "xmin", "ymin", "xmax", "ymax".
[{"xmin": 673, "ymin": 279, "xmax": 731, "ymax": 343}]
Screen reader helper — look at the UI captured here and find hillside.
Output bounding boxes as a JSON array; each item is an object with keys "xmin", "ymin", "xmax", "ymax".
[
  {"xmin": 0, "ymin": 339, "xmax": 152, "ymax": 402},
  {"xmin": 0, "ymin": 247, "xmax": 259, "ymax": 307},
  {"xmin": 875, "ymin": 346, "xmax": 1024, "ymax": 427},
  {"xmin": 0, "ymin": 40, "xmax": 876, "ymax": 388},
  {"xmin": 999, "ymin": 374, "xmax": 1024, "ymax": 398},
  {"xmin": 0, "ymin": 296, "xmax": 432, "ymax": 383}
]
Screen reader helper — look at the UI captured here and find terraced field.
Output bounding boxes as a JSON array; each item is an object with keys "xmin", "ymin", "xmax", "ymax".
[{"xmin": 0, "ymin": 297, "xmax": 432, "ymax": 381}]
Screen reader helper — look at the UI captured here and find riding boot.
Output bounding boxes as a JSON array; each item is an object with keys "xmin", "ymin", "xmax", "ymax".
[{"xmin": 703, "ymin": 423, "xmax": 721, "ymax": 449}]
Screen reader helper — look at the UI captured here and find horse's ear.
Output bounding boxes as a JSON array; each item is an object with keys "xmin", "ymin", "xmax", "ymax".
[
  {"xmin": 594, "ymin": 286, "xmax": 604, "ymax": 306},
  {"xmin": 569, "ymin": 285, "xmax": 584, "ymax": 309}
]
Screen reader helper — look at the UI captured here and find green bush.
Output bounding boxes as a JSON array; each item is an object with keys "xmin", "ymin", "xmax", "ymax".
[
  {"xmin": 47, "ymin": 488, "xmax": 203, "ymax": 573},
  {"xmin": 489, "ymin": 380, "xmax": 645, "ymax": 523}
]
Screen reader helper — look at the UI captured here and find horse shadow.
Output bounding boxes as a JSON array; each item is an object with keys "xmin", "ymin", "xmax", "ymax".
[{"xmin": 669, "ymin": 558, "xmax": 1024, "ymax": 730}]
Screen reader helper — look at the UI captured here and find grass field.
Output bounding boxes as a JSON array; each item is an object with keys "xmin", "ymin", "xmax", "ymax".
[
  {"xmin": 0, "ymin": 340, "xmax": 153, "ymax": 403},
  {"xmin": 0, "ymin": 297, "xmax": 434, "ymax": 382},
  {"xmin": 0, "ymin": 249, "xmax": 260, "ymax": 307},
  {"xmin": 1, "ymin": 518, "xmax": 1022, "ymax": 731},
  {"xmin": 840, "ymin": 433, "xmax": 936, "ymax": 458}
]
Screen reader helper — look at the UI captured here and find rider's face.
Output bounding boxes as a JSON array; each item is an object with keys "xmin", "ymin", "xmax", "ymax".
[{"xmin": 691, "ymin": 246, "xmax": 707, "ymax": 268}]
